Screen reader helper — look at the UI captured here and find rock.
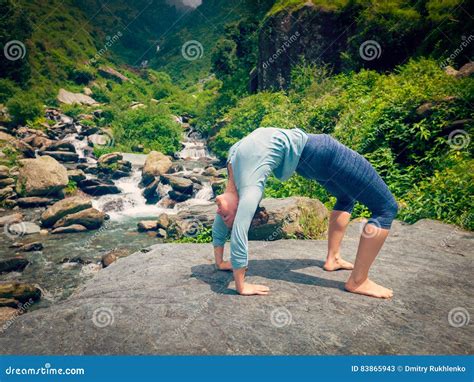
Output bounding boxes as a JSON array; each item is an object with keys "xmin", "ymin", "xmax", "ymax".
[
  {"xmin": 98, "ymin": 152, "xmax": 122, "ymax": 166},
  {"xmin": 60, "ymin": 256, "xmax": 90, "ymax": 265},
  {"xmin": 57, "ymin": 88, "xmax": 98, "ymax": 106},
  {"xmin": 137, "ymin": 221, "xmax": 158, "ymax": 232},
  {"xmin": 0, "ymin": 307, "xmax": 18, "ymax": 326},
  {"xmin": 1, "ymin": 218, "xmax": 471, "ymax": 355},
  {"xmin": 203, "ymin": 166, "xmax": 218, "ymax": 176},
  {"xmin": 39, "ymin": 151, "xmax": 79, "ymax": 163},
  {"xmin": 444, "ymin": 66, "xmax": 459, "ymax": 76},
  {"xmin": 67, "ymin": 169, "xmax": 86, "ymax": 183},
  {"xmin": 156, "ymin": 228, "xmax": 167, "ymax": 238},
  {"xmin": 143, "ymin": 179, "xmax": 160, "ymax": 204},
  {"xmin": 169, "ymin": 190, "xmax": 192, "ymax": 202},
  {"xmin": 0, "ymin": 186, "xmax": 15, "ymax": 200},
  {"xmin": 157, "ymin": 213, "xmax": 170, "ymax": 229},
  {"xmin": 53, "ymin": 208, "xmax": 104, "ymax": 230},
  {"xmin": 0, "ymin": 213, "xmax": 23, "ymax": 227},
  {"xmin": 83, "ymin": 87, "xmax": 93, "ymax": 96},
  {"xmin": 40, "ymin": 196, "xmax": 92, "ymax": 227},
  {"xmin": 0, "ymin": 177, "xmax": 14, "ymax": 187},
  {"xmin": 211, "ymin": 179, "xmax": 226, "ymax": 196},
  {"xmin": 98, "ymin": 66, "xmax": 129, "ymax": 83},
  {"xmin": 0, "ymin": 165, "xmax": 10, "ymax": 179},
  {"xmin": 16, "ymin": 156, "xmax": 68, "ymax": 197},
  {"xmin": 131, "ymin": 144, "xmax": 144, "ymax": 152},
  {"xmin": 51, "ymin": 224, "xmax": 88, "ymax": 234},
  {"xmin": 0, "ymin": 132, "xmax": 35, "ymax": 158},
  {"xmin": 46, "ymin": 140, "xmax": 76, "ymax": 153},
  {"xmin": 0, "ymin": 282, "xmax": 41, "ymax": 307},
  {"xmin": 130, "ymin": 102, "xmax": 145, "ymax": 110},
  {"xmin": 168, "ymin": 163, "xmax": 184, "ymax": 174},
  {"xmin": 23, "ymin": 135, "xmax": 53, "ymax": 150},
  {"xmin": 18, "ymin": 242, "xmax": 43, "ymax": 252},
  {"xmin": 6, "ymin": 222, "xmax": 41, "ymax": 236},
  {"xmin": 101, "ymin": 253, "xmax": 117, "ymax": 268},
  {"xmin": 0, "ymin": 258, "xmax": 29, "ymax": 273},
  {"xmin": 78, "ymin": 178, "xmax": 120, "ymax": 196},
  {"xmin": 142, "ymin": 151, "xmax": 172, "ymax": 186},
  {"xmin": 16, "ymin": 197, "xmax": 58, "ymax": 208},
  {"xmin": 456, "ymin": 62, "xmax": 474, "ymax": 78},
  {"xmin": 161, "ymin": 175, "xmax": 194, "ymax": 194}
]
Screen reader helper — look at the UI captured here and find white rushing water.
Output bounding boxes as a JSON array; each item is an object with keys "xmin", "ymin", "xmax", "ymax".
[{"xmin": 92, "ymin": 133, "xmax": 216, "ymax": 220}]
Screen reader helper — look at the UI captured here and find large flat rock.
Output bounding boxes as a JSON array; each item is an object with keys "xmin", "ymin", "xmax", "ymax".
[{"xmin": 1, "ymin": 219, "xmax": 472, "ymax": 355}]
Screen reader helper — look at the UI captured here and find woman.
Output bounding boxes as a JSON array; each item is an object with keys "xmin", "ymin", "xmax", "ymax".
[{"xmin": 212, "ymin": 127, "xmax": 398, "ymax": 298}]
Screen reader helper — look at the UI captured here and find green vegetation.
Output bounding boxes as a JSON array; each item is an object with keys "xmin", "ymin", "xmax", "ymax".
[
  {"xmin": 210, "ymin": 59, "xmax": 473, "ymax": 230},
  {"xmin": 6, "ymin": 92, "xmax": 43, "ymax": 125}
]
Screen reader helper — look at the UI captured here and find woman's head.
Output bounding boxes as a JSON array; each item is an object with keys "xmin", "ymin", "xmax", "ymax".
[{"xmin": 216, "ymin": 192, "xmax": 238, "ymax": 228}]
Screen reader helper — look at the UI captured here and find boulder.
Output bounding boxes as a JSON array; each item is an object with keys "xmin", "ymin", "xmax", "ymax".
[
  {"xmin": 53, "ymin": 208, "xmax": 105, "ymax": 230},
  {"xmin": 0, "ymin": 282, "xmax": 41, "ymax": 307},
  {"xmin": 203, "ymin": 166, "xmax": 218, "ymax": 177},
  {"xmin": 57, "ymin": 89, "xmax": 98, "ymax": 106},
  {"xmin": 0, "ymin": 258, "xmax": 29, "ymax": 273},
  {"xmin": 18, "ymin": 242, "xmax": 43, "ymax": 252},
  {"xmin": 169, "ymin": 197, "xmax": 328, "ymax": 240},
  {"xmin": 143, "ymin": 179, "xmax": 160, "ymax": 204},
  {"xmin": 98, "ymin": 152, "xmax": 122, "ymax": 166},
  {"xmin": 16, "ymin": 197, "xmax": 58, "ymax": 208},
  {"xmin": 169, "ymin": 190, "xmax": 192, "ymax": 202},
  {"xmin": 16, "ymin": 156, "xmax": 68, "ymax": 197},
  {"xmin": 161, "ymin": 175, "xmax": 194, "ymax": 194},
  {"xmin": 78, "ymin": 179, "xmax": 120, "ymax": 196},
  {"xmin": 0, "ymin": 178, "xmax": 14, "ymax": 188},
  {"xmin": 0, "ymin": 186, "xmax": 15, "ymax": 200},
  {"xmin": 6, "ymin": 222, "xmax": 41, "ymax": 236},
  {"xmin": 0, "ymin": 213, "xmax": 23, "ymax": 227},
  {"xmin": 137, "ymin": 221, "xmax": 158, "ymax": 232},
  {"xmin": 157, "ymin": 213, "xmax": 170, "ymax": 229},
  {"xmin": 46, "ymin": 140, "xmax": 76, "ymax": 152},
  {"xmin": 456, "ymin": 62, "xmax": 474, "ymax": 78},
  {"xmin": 156, "ymin": 228, "xmax": 167, "ymax": 238},
  {"xmin": 41, "ymin": 196, "xmax": 92, "ymax": 227},
  {"xmin": 39, "ymin": 151, "xmax": 79, "ymax": 163},
  {"xmin": 0, "ymin": 165, "xmax": 10, "ymax": 179},
  {"xmin": 66, "ymin": 169, "xmax": 86, "ymax": 183},
  {"xmin": 0, "ymin": 132, "xmax": 35, "ymax": 158},
  {"xmin": 142, "ymin": 151, "xmax": 172, "ymax": 186},
  {"xmin": 51, "ymin": 224, "xmax": 88, "ymax": 234},
  {"xmin": 98, "ymin": 66, "xmax": 129, "ymax": 83}
]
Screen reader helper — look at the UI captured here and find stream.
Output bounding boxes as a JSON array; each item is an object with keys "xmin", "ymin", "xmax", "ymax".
[{"xmin": 0, "ymin": 124, "xmax": 219, "ymax": 308}]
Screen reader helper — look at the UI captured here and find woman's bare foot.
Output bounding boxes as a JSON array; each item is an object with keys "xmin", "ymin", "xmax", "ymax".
[
  {"xmin": 323, "ymin": 256, "xmax": 354, "ymax": 271},
  {"xmin": 345, "ymin": 276, "xmax": 393, "ymax": 299}
]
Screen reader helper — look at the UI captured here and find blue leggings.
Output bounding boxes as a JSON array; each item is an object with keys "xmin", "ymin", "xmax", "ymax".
[{"xmin": 296, "ymin": 134, "xmax": 398, "ymax": 229}]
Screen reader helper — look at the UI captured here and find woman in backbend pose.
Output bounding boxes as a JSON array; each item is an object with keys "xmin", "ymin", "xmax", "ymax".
[{"xmin": 212, "ymin": 127, "xmax": 398, "ymax": 298}]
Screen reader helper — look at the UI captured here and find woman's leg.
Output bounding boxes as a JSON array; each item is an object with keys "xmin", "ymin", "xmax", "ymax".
[{"xmin": 324, "ymin": 210, "xmax": 354, "ymax": 271}]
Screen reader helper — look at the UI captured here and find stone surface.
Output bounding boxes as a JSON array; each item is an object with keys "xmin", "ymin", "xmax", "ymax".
[
  {"xmin": 41, "ymin": 196, "xmax": 92, "ymax": 227},
  {"xmin": 53, "ymin": 208, "xmax": 105, "ymax": 230},
  {"xmin": 0, "ymin": 307, "xmax": 18, "ymax": 326},
  {"xmin": 16, "ymin": 156, "xmax": 68, "ymax": 196},
  {"xmin": 16, "ymin": 197, "xmax": 57, "ymax": 208},
  {"xmin": 0, "ymin": 282, "xmax": 41, "ymax": 307},
  {"xmin": 78, "ymin": 178, "xmax": 120, "ymax": 196},
  {"xmin": 98, "ymin": 66, "xmax": 129, "ymax": 83},
  {"xmin": 0, "ymin": 219, "xmax": 471, "ymax": 354},
  {"xmin": 57, "ymin": 89, "xmax": 98, "ymax": 106},
  {"xmin": 137, "ymin": 221, "xmax": 158, "ymax": 232},
  {"xmin": 161, "ymin": 175, "xmax": 194, "ymax": 194},
  {"xmin": 142, "ymin": 151, "xmax": 172, "ymax": 186},
  {"xmin": 18, "ymin": 242, "xmax": 43, "ymax": 252},
  {"xmin": 0, "ymin": 213, "xmax": 23, "ymax": 227},
  {"xmin": 51, "ymin": 224, "xmax": 88, "ymax": 234},
  {"xmin": 7, "ymin": 222, "xmax": 41, "ymax": 235},
  {"xmin": 0, "ymin": 258, "xmax": 29, "ymax": 273}
]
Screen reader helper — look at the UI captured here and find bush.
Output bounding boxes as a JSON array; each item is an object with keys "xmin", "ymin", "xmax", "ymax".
[
  {"xmin": 6, "ymin": 92, "xmax": 43, "ymax": 126},
  {"xmin": 0, "ymin": 79, "xmax": 20, "ymax": 103}
]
